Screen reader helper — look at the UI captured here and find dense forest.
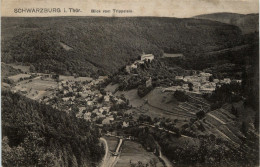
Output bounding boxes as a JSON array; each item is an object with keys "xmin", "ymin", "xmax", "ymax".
[
  {"xmin": 2, "ymin": 91, "xmax": 104, "ymax": 167},
  {"xmin": 126, "ymin": 124, "xmax": 259, "ymax": 167},
  {"xmin": 194, "ymin": 13, "xmax": 259, "ymax": 34},
  {"xmin": 162, "ymin": 32, "xmax": 259, "ymax": 77},
  {"xmin": 2, "ymin": 17, "xmax": 243, "ymax": 76}
]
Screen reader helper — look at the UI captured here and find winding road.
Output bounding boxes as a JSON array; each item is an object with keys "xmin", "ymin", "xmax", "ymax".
[
  {"xmin": 159, "ymin": 150, "xmax": 173, "ymax": 167},
  {"xmin": 109, "ymin": 138, "xmax": 123, "ymax": 167},
  {"xmin": 99, "ymin": 137, "xmax": 123, "ymax": 167},
  {"xmin": 100, "ymin": 138, "xmax": 109, "ymax": 167},
  {"xmin": 141, "ymin": 123, "xmax": 191, "ymax": 138}
]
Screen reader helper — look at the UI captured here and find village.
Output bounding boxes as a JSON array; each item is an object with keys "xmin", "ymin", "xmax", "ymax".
[
  {"xmin": 39, "ymin": 75, "xmax": 134, "ymax": 127},
  {"xmin": 2, "ymin": 53, "xmax": 253, "ymax": 167},
  {"xmin": 125, "ymin": 53, "xmax": 242, "ymax": 95},
  {"xmin": 6, "ymin": 53, "xmax": 243, "ymax": 132},
  {"xmin": 8, "ymin": 70, "xmax": 136, "ymax": 130},
  {"xmin": 4, "ymin": 54, "xmax": 244, "ymax": 138},
  {"xmin": 163, "ymin": 72, "xmax": 241, "ymax": 94}
]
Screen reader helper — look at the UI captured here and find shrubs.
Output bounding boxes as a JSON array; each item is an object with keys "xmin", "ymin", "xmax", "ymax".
[
  {"xmin": 138, "ymin": 114, "xmax": 152, "ymax": 123},
  {"xmin": 137, "ymin": 85, "xmax": 153, "ymax": 98},
  {"xmin": 174, "ymin": 90, "xmax": 189, "ymax": 102},
  {"xmin": 196, "ymin": 110, "xmax": 206, "ymax": 119},
  {"xmin": 2, "ymin": 77, "xmax": 14, "ymax": 85}
]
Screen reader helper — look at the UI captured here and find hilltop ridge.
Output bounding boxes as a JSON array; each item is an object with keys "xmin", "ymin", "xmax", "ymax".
[
  {"xmin": 2, "ymin": 16, "xmax": 243, "ymax": 77},
  {"xmin": 194, "ymin": 12, "xmax": 259, "ymax": 34}
]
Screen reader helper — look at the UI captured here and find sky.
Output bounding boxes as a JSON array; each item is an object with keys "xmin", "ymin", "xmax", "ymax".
[{"xmin": 1, "ymin": 0, "xmax": 259, "ymax": 17}]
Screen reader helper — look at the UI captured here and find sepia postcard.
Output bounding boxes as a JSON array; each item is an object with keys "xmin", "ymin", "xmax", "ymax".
[{"xmin": 1, "ymin": 0, "xmax": 259, "ymax": 166}]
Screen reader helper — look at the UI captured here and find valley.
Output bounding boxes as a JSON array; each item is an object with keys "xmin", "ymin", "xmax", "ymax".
[
  {"xmin": 2, "ymin": 48, "xmax": 259, "ymax": 166},
  {"xmin": 1, "ymin": 14, "xmax": 259, "ymax": 167}
]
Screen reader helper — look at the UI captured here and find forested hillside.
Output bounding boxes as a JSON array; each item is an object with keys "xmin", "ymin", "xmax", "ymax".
[
  {"xmin": 1, "ymin": 63, "xmax": 21, "ymax": 77},
  {"xmin": 1, "ymin": 17, "xmax": 243, "ymax": 76},
  {"xmin": 2, "ymin": 91, "xmax": 104, "ymax": 167},
  {"xmin": 162, "ymin": 31, "xmax": 259, "ymax": 79},
  {"xmin": 194, "ymin": 13, "xmax": 259, "ymax": 34}
]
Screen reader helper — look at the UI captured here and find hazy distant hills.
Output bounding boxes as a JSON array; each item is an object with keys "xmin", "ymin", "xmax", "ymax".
[
  {"xmin": 194, "ymin": 12, "xmax": 259, "ymax": 34},
  {"xmin": 0, "ymin": 17, "xmax": 246, "ymax": 76}
]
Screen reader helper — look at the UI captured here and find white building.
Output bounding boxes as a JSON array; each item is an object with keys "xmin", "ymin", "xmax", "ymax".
[
  {"xmin": 182, "ymin": 84, "xmax": 189, "ymax": 90},
  {"xmin": 126, "ymin": 66, "xmax": 131, "ymax": 73},
  {"xmin": 134, "ymin": 60, "xmax": 145, "ymax": 65},
  {"xmin": 84, "ymin": 112, "xmax": 92, "ymax": 121},
  {"xmin": 141, "ymin": 54, "xmax": 154, "ymax": 62},
  {"xmin": 200, "ymin": 88, "xmax": 214, "ymax": 94},
  {"xmin": 130, "ymin": 63, "xmax": 138, "ymax": 69},
  {"xmin": 192, "ymin": 82, "xmax": 201, "ymax": 92},
  {"xmin": 200, "ymin": 72, "xmax": 212, "ymax": 77},
  {"xmin": 213, "ymin": 79, "xmax": 219, "ymax": 83},
  {"xmin": 102, "ymin": 116, "xmax": 114, "ymax": 125},
  {"xmin": 175, "ymin": 76, "xmax": 184, "ymax": 80},
  {"xmin": 200, "ymin": 84, "xmax": 215, "ymax": 94},
  {"xmin": 162, "ymin": 86, "xmax": 178, "ymax": 92},
  {"xmin": 200, "ymin": 76, "xmax": 207, "ymax": 83},
  {"xmin": 233, "ymin": 80, "xmax": 242, "ymax": 83},
  {"xmin": 220, "ymin": 78, "xmax": 231, "ymax": 84},
  {"xmin": 192, "ymin": 82, "xmax": 201, "ymax": 87},
  {"xmin": 87, "ymin": 101, "xmax": 94, "ymax": 106},
  {"xmin": 62, "ymin": 97, "xmax": 70, "ymax": 102},
  {"xmin": 123, "ymin": 121, "xmax": 129, "ymax": 128},
  {"xmin": 104, "ymin": 95, "xmax": 110, "ymax": 103}
]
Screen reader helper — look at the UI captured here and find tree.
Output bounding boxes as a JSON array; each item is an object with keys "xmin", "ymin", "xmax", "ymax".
[
  {"xmin": 71, "ymin": 154, "xmax": 78, "ymax": 167},
  {"xmin": 231, "ymin": 105, "xmax": 238, "ymax": 117},
  {"xmin": 254, "ymin": 113, "xmax": 259, "ymax": 131},
  {"xmin": 96, "ymin": 118, "xmax": 103, "ymax": 124},
  {"xmin": 2, "ymin": 91, "xmax": 104, "ymax": 167},
  {"xmin": 102, "ymin": 110, "xmax": 107, "ymax": 115},
  {"xmin": 137, "ymin": 85, "xmax": 153, "ymax": 98},
  {"xmin": 196, "ymin": 110, "xmax": 205, "ymax": 119},
  {"xmin": 188, "ymin": 83, "xmax": 193, "ymax": 91},
  {"xmin": 91, "ymin": 112, "xmax": 97, "ymax": 118},
  {"xmin": 209, "ymin": 76, "xmax": 214, "ymax": 82},
  {"xmin": 29, "ymin": 64, "xmax": 36, "ymax": 72},
  {"xmin": 174, "ymin": 91, "xmax": 189, "ymax": 102},
  {"xmin": 241, "ymin": 121, "xmax": 248, "ymax": 135},
  {"xmin": 38, "ymin": 152, "xmax": 58, "ymax": 167}
]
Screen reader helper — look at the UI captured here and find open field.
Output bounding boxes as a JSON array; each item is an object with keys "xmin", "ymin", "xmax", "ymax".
[
  {"xmin": 116, "ymin": 88, "xmax": 197, "ymax": 123},
  {"xmin": 105, "ymin": 83, "xmax": 119, "ymax": 93},
  {"xmin": 12, "ymin": 77, "xmax": 57, "ymax": 100},
  {"xmin": 8, "ymin": 64, "xmax": 30, "ymax": 73},
  {"xmin": 146, "ymin": 88, "xmax": 179, "ymax": 108},
  {"xmin": 115, "ymin": 141, "xmax": 164, "ymax": 167},
  {"xmin": 116, "ymin": 89, "xmax": 185, "ymax": 121},
  {"xmin": 8, "ymin": 73, "xmax": 32, "ymax": 82},
  {"xmin": 162, "ymin": 53, "xmax": 183, "ymax": 58},
  {"xmin": 144, "ymin": 88, "xmax": 197, "ymax": 120},
  {"xmin": 197, "ymin": 106, "xmax": 244, "ymax": 147},
  {"xmin": 59, "ymin": 75, "xmax": 92, "ymax": 82},
  {"xmin": 116, "ymin": 89, "xmax": 145, "ymax": 108},
  {"xmin": 2, "ymin": 82, "xmax": 11, "ymax": 90}
]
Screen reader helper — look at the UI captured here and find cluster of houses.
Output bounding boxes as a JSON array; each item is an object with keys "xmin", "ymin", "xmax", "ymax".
[
  {"xmin": 42, "ymin": 76, "xmax": 130, "ymax": 126},
  {"xmin": 126, "ymin": 54, "xmax": 154, "ymax": 73},
  {"xmin": 163, "ymin": 72, "xmax": 241, "ymax": 94}
]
